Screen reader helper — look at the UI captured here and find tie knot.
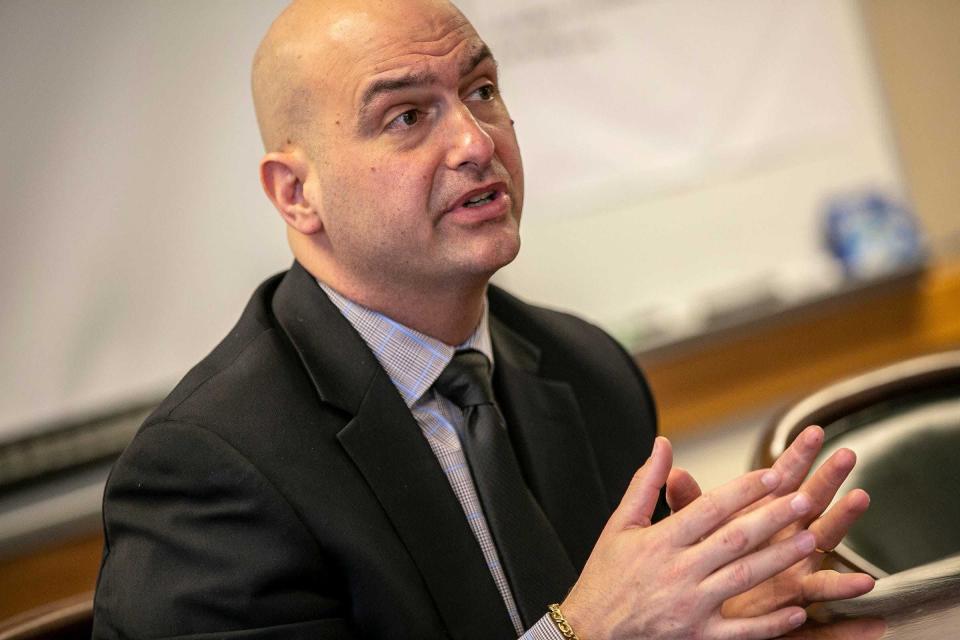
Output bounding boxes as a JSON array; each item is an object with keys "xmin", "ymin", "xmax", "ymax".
[{"xmin": 434, "ymin": 349, "xmax": 496, "ymax": 409}]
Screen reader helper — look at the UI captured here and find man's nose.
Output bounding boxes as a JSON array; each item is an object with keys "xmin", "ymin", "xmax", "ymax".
[{"xmin": 443, "ymin": 105, "xmax": 495, "ymax": 173}]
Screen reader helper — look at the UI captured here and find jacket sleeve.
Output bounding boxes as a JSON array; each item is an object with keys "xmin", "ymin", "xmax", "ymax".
[{"xmin": 93, "ymin": 420, "xmax": 356, "ymax": 639}]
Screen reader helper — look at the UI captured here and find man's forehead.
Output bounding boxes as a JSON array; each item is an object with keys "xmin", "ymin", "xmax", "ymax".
[
  {"xmin": 252, "ymin": 0, "xmax": 490, "ymax": 147},
  {"xmin": 341, "ymin": 20, "xmax": 491, "ymax": 111},
  {"xmin": 341, "ymin": 12, "xmax": 482, "ymax": 77},
  {"xmin": 326, "ymin": 12, "xmax": 370, "ymax": 44},
  {"xmin": 367, "ymin": 32, "xmax": 488, "ymax": 76}
]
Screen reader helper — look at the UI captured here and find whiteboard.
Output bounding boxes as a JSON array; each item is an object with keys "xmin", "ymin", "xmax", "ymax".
[
  {"xmin": 0, "ymin": 0, "xmax": 907, "ymax": 441},
  {"xmin": 458, "ymin": 0, "xmax": 906, "ymax": 341}
]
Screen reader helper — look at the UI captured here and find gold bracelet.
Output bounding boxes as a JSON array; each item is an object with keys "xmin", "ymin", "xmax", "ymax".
[{"xmin": 547, "ymin": 603, "xmax": 580, "ymax": 640}]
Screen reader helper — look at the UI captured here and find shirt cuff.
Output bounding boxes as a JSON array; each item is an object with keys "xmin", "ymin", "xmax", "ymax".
[{"xmin": 519, "ymin": 613, "xmax": 567, "ymax": 640}]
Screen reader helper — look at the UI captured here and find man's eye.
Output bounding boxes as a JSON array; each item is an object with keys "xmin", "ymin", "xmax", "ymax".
[
  {"xmin": 470, "ymin": 84, "xmax": 496, "ymax": 101},
  {"xmin": 387, "ymin": 109, "xmax": 420, "ymax": 130}
]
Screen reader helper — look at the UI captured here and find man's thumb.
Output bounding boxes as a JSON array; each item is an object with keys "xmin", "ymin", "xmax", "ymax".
[{"xmin": 610, "ymin": 436, "xmax": 672, "ymax": 529}]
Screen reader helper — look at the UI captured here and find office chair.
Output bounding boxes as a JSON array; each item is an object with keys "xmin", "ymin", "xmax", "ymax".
[{"xmin": 756, "ymin": 350, "xmax": 960, "ymax": 578}]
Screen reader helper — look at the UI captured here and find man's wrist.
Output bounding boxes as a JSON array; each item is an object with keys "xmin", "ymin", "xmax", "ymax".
[{"xmin": 548, "ymin": 603, "xmax": 581, "ymax": 639}]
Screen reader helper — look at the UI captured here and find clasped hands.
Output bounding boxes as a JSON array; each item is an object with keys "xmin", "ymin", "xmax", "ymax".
[{"xmin": 561, "ymin": 426, "xmax": 875, "ymax": 640}]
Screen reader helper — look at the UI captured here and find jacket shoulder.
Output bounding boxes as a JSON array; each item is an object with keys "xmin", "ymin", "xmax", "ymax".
[
  {"xmin": 487, "ymin": 285, "xmax": 654, "ymax": 405},
  {"xmin": 148, "ymin": 271, "xmax": 288, "ymax": 420}
]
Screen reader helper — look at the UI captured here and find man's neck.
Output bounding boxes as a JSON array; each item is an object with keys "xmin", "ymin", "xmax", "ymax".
[
  {"xmin": 337, "ymin": 279, "xmax": 487, "ymax": 346},
  {"xmin": 297, "ymin": 255, "xmax": 488, "ymax": 345}
]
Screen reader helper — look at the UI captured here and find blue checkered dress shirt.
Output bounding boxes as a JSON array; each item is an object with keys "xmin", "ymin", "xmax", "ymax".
[{"xmin": 319, "ymin": 282, "xmax": 564, "ymax": 639}]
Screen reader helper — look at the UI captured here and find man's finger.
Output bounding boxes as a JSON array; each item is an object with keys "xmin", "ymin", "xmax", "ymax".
[
  {"xmin": 706, "ymin": 606, "xmax": 807, "ymax": 640},
  {"xmin": 609, "ymin": 436, "xmax": 673, "ymax": 530},
  {"xmin": 722, "ymin": 426, "xmax": 823, "ymax": 521},
  {"xmin": 693, "ymin": 492, "xmax": 813, "ymax": 574},
  {"xmin": 667, "ymin": 468, "xmax": 781, "ymax": 545},
  {"xmin": 801, "ymin": 569, "xmax": 875, "ymax": 603},
  {"xmin": 798, "ymin": 448, "xmax": 857, "ymax": 525},
  {"xmin": 666, "ymin": 467, "xmax": 702, "ymax": 513},
  {"xmin": 809, "ymin": 488, "xmax": 870, "ymax": 552},
  {"xmin": 700, "ymin": 529, "xmax": 816, "ymax": 603},
  {"xmin": 770, "ymin": 425, "xmax": 824, "ymax": 498}
]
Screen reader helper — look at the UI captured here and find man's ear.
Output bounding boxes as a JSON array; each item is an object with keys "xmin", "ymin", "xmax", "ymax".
[{"xmin": 259, "ymin": 151, "xmax": 323, "ymax": 235}]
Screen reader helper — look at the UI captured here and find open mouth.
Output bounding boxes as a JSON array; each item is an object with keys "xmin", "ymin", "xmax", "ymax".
[{"xmin": 462, "ymin": 190, "xmax": 497, "ymax": 208}]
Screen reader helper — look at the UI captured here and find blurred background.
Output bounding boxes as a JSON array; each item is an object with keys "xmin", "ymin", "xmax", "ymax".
[{"xmin": 1, "ymin": 0, "xmax": 959, "ymax": 623}]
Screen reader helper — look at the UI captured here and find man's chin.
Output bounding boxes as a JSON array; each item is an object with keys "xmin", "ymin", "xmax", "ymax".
[
  {"xmin": 435, "ymin": 238, "xmax": 520, "ymax": 288},
  {"xmin": 472, "ymin": 228, "xmax": 522, "ymax": 275}
]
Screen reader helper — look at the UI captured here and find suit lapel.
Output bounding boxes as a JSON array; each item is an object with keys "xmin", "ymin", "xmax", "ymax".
[
  {"xmin": 337, "ymin": 374, "xmax": 516, "ymax": 640},
  {"xmin": 490, "ymin": 315, "xmax": 612, "ymax": 573},
  {"xmin": 272, "ymin": 263, "xmax": 515, "ymax": 640}
]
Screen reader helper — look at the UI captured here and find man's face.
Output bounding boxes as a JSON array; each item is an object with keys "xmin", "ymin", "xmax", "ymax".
[{"xmin": 306, "ymin": 3, "xmax": 523, "ymax": 294}]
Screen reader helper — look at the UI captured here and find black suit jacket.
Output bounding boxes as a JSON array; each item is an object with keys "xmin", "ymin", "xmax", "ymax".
[{"xmin": 93, "ymin": 262, "xmax": 662, "ymax": 639}]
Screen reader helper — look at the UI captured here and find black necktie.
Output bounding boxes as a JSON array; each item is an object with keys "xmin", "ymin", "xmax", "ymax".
[{"xmin": 434, "ymin": 349, "xmax": 576, "ymax": 627}]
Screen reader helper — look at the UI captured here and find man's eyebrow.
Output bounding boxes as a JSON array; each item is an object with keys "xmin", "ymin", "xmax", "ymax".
[
  {"xmin": 359, "ymin": 70, "xmax": 439, "ymax": 115},
  {"xmin": 357, "ymin": 44, "xmax": 496, "ymax": 117},
  {"xmin": 460, "ymin": 44, "xmax": 495, "ymax": 77}
]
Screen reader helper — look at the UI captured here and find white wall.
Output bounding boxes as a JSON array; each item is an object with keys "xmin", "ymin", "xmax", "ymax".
[
  {"xmin": 0, "ymin": 1, "xmax": 289, "ymax": 439},
  {"xmin": 0, "ymin": 0, "xmax": 907, "ymax": 441}
]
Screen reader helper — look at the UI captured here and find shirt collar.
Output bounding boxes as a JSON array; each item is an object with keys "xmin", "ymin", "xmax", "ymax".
[{"xmin": 317, "ymin": 281, "xmax": 493, "ymax": 409}]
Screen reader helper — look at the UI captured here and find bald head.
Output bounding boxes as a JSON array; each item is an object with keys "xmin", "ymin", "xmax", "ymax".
[
  {"xmin": 251, "ymin": 0, "xmax": 469, "ymax": 154},
  {"xmin": 252, "ymin": 0, "xmax": 523, "ymax": 339},
  {"xmin": 251, "ymin": 1, "xmax": 326, "ymax": 153}
]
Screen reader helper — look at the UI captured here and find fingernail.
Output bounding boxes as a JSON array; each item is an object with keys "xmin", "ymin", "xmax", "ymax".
[
  {"xmin": 651, "ymin": 438, "xmax": 660, "ymax": 458},
  {"xmin": 789, "ymin": 610, "xmax": 806, "ymax": 627},
  {"xmin": 761, "ymin": 470, "xmax": 779, "ymax": 489},
  {"xmin": 791, "ymin": 493, "xmax": 811, "ymax": 514},
  {"xmin": 795, "ymin": 531, "xmax": 816, "ymax": 554}
]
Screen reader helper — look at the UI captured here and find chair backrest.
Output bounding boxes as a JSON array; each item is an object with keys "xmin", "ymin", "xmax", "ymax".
[
  {"xmin": 757, "ymin": 350, "xmax": 960, "ymax": 577},
  {"xmin": 0, "ymin": 593, "xmax": 92, "ymax": 640}
]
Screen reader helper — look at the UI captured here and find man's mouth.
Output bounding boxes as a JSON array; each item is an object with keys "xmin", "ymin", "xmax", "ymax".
[
  {"xmin": 463, "ymin": 190, "xmax": 497, "ymax": 208},
  {"xmin": 447, "ymin": 182, "xmax": 508, "ymax": 213}
]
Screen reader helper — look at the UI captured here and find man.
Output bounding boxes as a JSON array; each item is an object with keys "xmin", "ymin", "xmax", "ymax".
[{"xmin": 93, "ymin": 1, "xmax": 875, "ymax": 638}]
